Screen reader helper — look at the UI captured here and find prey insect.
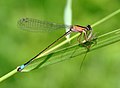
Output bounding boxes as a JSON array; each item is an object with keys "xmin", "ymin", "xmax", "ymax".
[{"xmin": 17, "ymin": 18, "xmax": 94, "ymax": 71}]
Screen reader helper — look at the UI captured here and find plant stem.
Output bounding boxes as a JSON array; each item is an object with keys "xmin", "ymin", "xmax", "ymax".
[
  {"xmin": 0, "ymin": 68, "xmax": 18, "ymax": 82},
  {"xmin": 29, "ymin": 28, "xmax": 120, "ymax": 70},
  {"xmin": 91, "ymin": 9, "xmax": 120, "ymax": 27}
]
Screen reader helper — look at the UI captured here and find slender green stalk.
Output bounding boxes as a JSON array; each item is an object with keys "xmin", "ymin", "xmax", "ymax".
[
  {"xmin": 22, "ymin": 28, "xmax": 120, "ymax": 71},
  {"xmin": 0, "ymin": 8, "xmax": 120, "ymax": 83},
  {"xmin": 91, "ymin": 9, "xmax": 120, "ymax": 27},
  {"xmin": 0, "ymin": 68, "xmax": 17, "ymax": 82}
]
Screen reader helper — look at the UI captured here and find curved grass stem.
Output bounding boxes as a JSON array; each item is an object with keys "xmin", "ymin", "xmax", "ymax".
[
  {"xmin": 0, "ymin": 68, "xmax": 18, "ymax": 83},
  {"xmin": 26, "ymin": 28, "xmax": 120, "ymax": 71}
]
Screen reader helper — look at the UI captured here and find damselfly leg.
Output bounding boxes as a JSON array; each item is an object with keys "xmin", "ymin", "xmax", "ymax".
[{"xmin": 79, "ymin": 32, "xmax": 97, "ymax": 70}]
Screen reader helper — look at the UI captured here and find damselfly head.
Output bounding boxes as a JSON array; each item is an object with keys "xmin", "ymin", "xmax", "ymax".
[{"xmin": 86, "ymin": 25, "xmax": 92, "ymax": 30}]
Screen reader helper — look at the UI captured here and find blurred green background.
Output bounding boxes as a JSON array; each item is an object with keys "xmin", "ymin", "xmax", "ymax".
[{"xmin": 0, "ymin": 0, "xmax": 120, "ymax": 88}]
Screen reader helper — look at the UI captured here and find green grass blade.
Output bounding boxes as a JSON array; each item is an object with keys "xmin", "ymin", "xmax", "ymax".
[
  {"xmin": 21, "ymin": 28, "xmax": 120, "ymax": 72},
  {"xmin": 91, "ymin": 9, "xmax": 120, "ymax": 27},
  {"xmin": 0, "ymin": 68, "xmax": 18, "ymax": 82}
]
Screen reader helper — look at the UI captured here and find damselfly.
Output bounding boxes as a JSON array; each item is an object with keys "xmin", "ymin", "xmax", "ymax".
[{"xmin": 17, "ymin": 18, "xmax": 93, "ymax": 71}]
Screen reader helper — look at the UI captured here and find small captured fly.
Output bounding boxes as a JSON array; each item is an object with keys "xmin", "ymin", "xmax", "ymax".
[{"xmin": 17, "ymin": 18, "xmax": 94, "ymax": 71}]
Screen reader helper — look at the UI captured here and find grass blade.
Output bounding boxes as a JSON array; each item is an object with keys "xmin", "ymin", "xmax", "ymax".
[{"xmin": 21, "ymin": 28, "xmax": 120, "ymax": 72}]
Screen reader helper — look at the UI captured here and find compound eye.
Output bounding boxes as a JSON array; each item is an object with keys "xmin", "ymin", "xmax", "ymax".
[{"xmin": 86, "ymin": 25, "xmax": 92, "ymax": 30}]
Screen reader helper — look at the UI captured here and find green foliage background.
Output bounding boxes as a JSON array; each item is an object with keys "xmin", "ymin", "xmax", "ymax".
[{"xmin": 0, "ymin": 0, "xmax": 120, "ymax": 88}]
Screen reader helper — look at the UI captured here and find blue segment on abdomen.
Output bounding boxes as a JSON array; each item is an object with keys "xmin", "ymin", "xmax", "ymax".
[{"xmin": 19, "ymin": 65, "xmax": 25, "ymax": 71}]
